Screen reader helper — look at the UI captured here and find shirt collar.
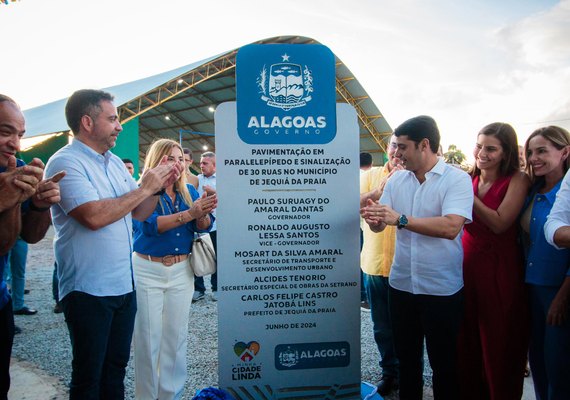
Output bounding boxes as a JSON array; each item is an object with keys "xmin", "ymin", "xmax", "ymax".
[
  {"xmin": 425, "ymin": 157, "xmax": 447, "ymax": 178},
  {"xmin": 543, "ymin": 179, "xmax": 563, "ymax": 204},
  {"xmin": 71, "ymin": 138, "xmax": 112, "ymax": 164}
]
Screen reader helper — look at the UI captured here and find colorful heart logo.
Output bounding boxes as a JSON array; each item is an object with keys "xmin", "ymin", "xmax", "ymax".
[{"xmin": 234, "ymin": 341, "xmax": 260, "ymax": 359}]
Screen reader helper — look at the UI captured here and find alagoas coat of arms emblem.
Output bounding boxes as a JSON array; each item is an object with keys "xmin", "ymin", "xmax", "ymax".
[{"xmin": 257, "ymin": 54, "xmax": 313, "ymax": 111}]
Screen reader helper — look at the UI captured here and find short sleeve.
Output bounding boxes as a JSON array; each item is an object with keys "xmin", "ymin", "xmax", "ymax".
[
  {"xmin": 441, "ymin": 170, "xmax": 473, "ymax": 223},
  {"xmin": 545, "ymin": 171, "xmax": 570, "ymax": 248},
  {"xmin": 360, "ymin": 170, "xmax": 372, "ymax": 194},
  {"xmin": 45, "ymin": 155, "xmax": 101, "ymax": 215}
]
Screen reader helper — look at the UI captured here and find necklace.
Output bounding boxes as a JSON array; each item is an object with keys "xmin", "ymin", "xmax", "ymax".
[{"xmin": 161, "ymin": 192, "xmax": 180, "ymax": 214}]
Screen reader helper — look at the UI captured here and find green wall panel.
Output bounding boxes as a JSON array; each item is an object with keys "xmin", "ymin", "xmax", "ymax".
[
  {"xmin": 111, "ymin": 117, "xmax": 140, "ymax": 179},
  {"xmin": 19, "ymin": 133, "xmax": 69, "ymax": 165},
  {"xmin": 19, "ymin": 117, "xmax": 140, "ymax": 178}
]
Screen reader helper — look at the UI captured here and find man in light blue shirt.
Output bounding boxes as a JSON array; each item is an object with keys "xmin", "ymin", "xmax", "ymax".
[
  {"xmin": 193, "ymin": 151, "xmax": 217, "ymax": 301},
  {"xmin": 45, "ymin": 89, "xmax": 182, "ymax": 400}
]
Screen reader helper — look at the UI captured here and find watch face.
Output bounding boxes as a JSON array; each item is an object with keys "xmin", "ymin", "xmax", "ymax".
[{"xmin": 398, "ymin": 215, "xmax": 408, "ymax": 229}]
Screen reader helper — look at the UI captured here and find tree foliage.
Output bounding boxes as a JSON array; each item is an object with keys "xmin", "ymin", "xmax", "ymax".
[{"xmin": 444, "ymin": 144, "xmax": 466, "ymax": 165}]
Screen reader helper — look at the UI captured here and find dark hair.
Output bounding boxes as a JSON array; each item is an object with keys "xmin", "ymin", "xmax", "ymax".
[
  {"xmin": 393, "ymin": 115, "xmax": 440, "ymax": 153},
  {"xmin": 183, "ymin": 148, "xmax": 192, "ymax": 156},
  {"xmin": 0, "ymin": 94, "xmax": 18, "ymax": 107},
  {"xmin": 471, "ymin": 122, "xmax": 519, "ymax": 177},
  {"xmin": 65, "ymin": 89, "xmax": 114, "ymax": 134},
  {"xmin": 360, "ymin": 152, "xmax": 372, "ymax": 168},
  {"xmin": 122, "ymin": 158, "xmax": 133, "ymax": 164},
  {"xmin": 524, "ymin": 126, "xmax": 570, "ymax": 186}
]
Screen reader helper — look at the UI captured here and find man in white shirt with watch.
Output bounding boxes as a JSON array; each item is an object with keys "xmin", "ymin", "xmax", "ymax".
[
  {"xmin": 361, "ymin": 115, "xmax": 473, "ymax": 400},
  {"xmin": 545, "ymin": 168, "xmax": 570, "ymax": 249}
]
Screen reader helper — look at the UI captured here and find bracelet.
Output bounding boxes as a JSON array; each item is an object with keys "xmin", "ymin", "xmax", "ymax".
[
  {"xmin": 177, "ymin": 212, "xmax": 186, "ymax": 224},
  {"xmin": 29, "ymin": 202, "xmax": 51, "ymax": 212},
  {"xmin": 153, "ymin": 188, "xmax": 166, "ymax": 196}
]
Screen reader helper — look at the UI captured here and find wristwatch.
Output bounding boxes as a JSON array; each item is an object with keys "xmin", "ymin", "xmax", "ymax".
[
  {"xmin": 397, "ymin": 214, "xmax": 408, "ymax": 230},
  {"xmin": 29, "ymin": 202, "xmax": 51, "ymax": 212}
]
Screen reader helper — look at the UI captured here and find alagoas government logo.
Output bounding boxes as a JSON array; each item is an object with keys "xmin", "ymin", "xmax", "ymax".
[
  {"xmin": 236, "ymin": 44, "xmax": 337, "ymax": 145},
  {"xmin": 257, "ymin": 53, "xmax": 313, "ymax": 111},
  {"xmin": 275, "ymin": 341, "xmax": 350, "ymax": 370}
]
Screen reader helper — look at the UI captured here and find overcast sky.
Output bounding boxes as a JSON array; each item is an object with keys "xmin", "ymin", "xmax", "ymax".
[{"xmin": 1, "ymin": 0, "xmax": 568, "ymax": 161}]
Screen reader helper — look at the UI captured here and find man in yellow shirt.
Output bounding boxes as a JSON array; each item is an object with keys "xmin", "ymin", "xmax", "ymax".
[
  {"xmin": 360, "ymin": 135, "xmax": 402, "ymax": 396},
  {"xmin": 360, "ymin": 152, "xmax": 374, "ymax": 310}
]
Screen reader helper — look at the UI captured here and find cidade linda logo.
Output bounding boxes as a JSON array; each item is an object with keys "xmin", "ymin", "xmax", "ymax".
[{"xmin": 234, "ymin": 341, "xmax": 260, "ymax": 362}]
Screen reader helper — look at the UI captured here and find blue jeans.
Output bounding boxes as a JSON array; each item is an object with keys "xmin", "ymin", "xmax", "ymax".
[
  {"xmin": 390, "ymin": 287, "xmax": 463, "ymax": 400},
  {"xmin": 8, "ymin": 239, "xmax": 28, "ymax": 311},
  {"xmin": 363, "ymin": 273, "xmax": 398, "ymax": 378},
  {"xmin": 62, "ymin": 290, "xmax": 136, "ymax": 400},
  {"xmin": 0, "ymin": 299, "xmax": 15, "ymax": 400},
  {"xmin": 194, "ymin": 230, "xmax": 217, "ymax": 293},
  {"xmin": 360, "ymin": 271, "xmax": 367, "ymax": 302},
  {"xmin": 529, "ymin": 285, "xmax": 570, "ymax": 400},
  {"xmin": 360, "ymin": 229, "xmax": 366, "ymax": 302},
  {"xmin": 52, "ymin": 262, "xmax": 59, "ymax": 303}
]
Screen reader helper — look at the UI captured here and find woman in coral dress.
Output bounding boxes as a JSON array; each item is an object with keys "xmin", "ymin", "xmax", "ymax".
[{"xmin": 459, "ymin": 122, "xmax": 530, "ymax": 400}]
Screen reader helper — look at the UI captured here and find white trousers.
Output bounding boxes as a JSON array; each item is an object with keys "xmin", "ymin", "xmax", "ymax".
[{"xmin": 133, "ymin": 254, "xmax": 194, "ymax": 400}]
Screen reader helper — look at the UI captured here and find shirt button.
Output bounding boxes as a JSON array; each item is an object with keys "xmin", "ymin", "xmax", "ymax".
[
  {"xmin": 529, "ymin": 262, "xmax": 533, "ymax": 267},
  {"xmin": 537, "ymin": 198, "xmax": 542, "ymax": 201},
  {"xmin": 176, "ymin": 233, "xmax": 180, "ymax": 237},
  {"xmin": 175, "ymin": 248, "xmax": 179, "ymax": 251}
]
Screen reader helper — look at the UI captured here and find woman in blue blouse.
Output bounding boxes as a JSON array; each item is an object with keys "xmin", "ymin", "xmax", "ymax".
[
  {"xmin": 521, "ymin": 126, "xmax": 570, "ymax": 400},
  {"xmin": 132, "ymin": 139, "xmax": 217, "ymax": 400}
]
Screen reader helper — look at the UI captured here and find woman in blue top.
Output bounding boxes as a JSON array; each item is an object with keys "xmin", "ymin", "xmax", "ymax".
[
  {"xmin": 132, "ymin": 139, "xmax": 217, "ymax": 400},
  {"xmin": 521, "ymin": 126, "xmax": 570, "ymax": 400}
]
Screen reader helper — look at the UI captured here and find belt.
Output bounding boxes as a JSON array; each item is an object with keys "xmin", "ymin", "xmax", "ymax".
[{"xmin": 135, "ymin": 252, "xmax": 189, "ymax": 267}]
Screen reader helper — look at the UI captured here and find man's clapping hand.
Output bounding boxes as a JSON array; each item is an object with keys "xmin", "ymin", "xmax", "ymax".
[{"xmin": 0, "ymin": 156, "xmax": 44, "ymax": 211}]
